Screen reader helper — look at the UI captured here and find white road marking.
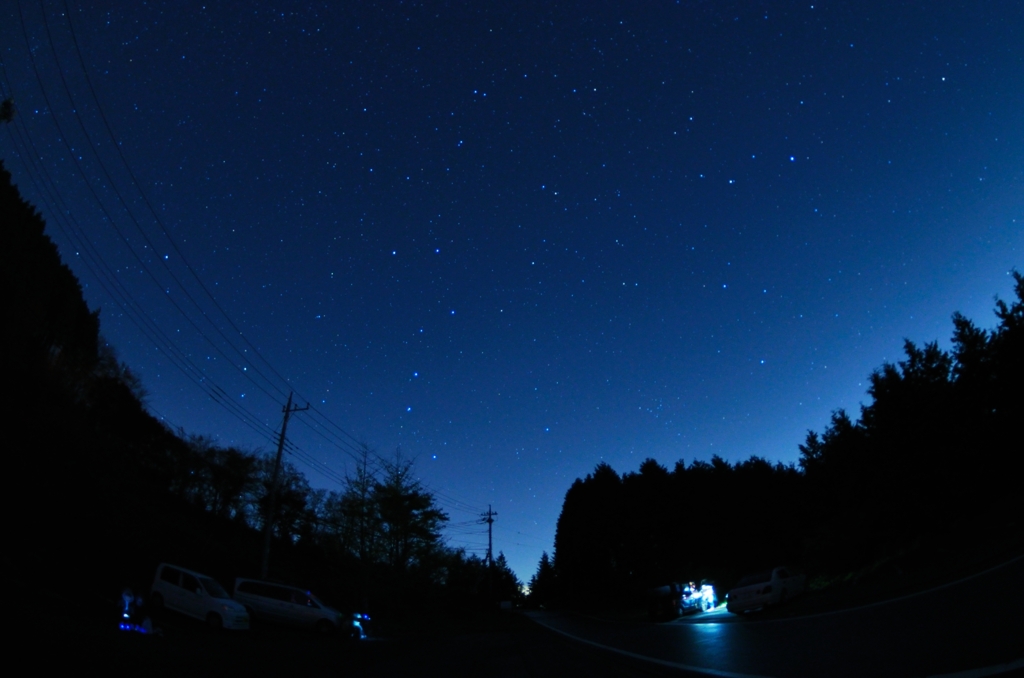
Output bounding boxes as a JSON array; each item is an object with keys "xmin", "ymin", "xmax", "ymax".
[{"xmin": 927, "ymin": 657, "xmax": 1024, "ymax": 678}]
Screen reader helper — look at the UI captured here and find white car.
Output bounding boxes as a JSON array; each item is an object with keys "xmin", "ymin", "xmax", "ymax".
[
  {"xmin": 726, "ymin": 567, "xmax": 805, "ymax": 614},
  {"xmin": 150, "ymin": 563, "xmax": 250, "ymax": 630},
  {"xmin": 233, "ymin": 578, "xmax": 366, "ymax": 638}
]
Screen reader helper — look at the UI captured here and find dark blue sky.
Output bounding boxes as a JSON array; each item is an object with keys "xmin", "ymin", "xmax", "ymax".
[{"xmin": 3, "ymin": 0, "xmax": 1021, "ymax": 580}]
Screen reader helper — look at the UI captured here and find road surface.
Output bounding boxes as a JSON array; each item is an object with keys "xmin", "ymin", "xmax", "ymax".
[{"xmin": 529, "ymin": 556, "xmax": 1024, "ymax": 677}]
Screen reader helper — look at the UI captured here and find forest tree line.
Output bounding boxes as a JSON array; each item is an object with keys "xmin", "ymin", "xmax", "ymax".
[
  {"xmin": 530, "ymin": 272, "xmax": 1023, "ymax": 609},
  {"xmin": 5, "ymin": 153, "xmax": 1019, "ymax": 615},
  {"xmin": 1, "ymin": 159, "xmax": 521, "ymax": 614}
]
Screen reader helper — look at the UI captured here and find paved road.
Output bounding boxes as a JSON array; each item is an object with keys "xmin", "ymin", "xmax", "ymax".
[{"xmin": 529, "ymin": 556, "xmax": 1024, "ymax": 677}]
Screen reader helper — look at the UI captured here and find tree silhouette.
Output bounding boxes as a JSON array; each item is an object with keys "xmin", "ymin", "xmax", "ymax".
[
  {"xmin": 548, "ymin": 274, "xmax": 1023, "ymax": 607},
  {"xmin": 527, "ymin": 551, "xmax": 556, "ymax": 607},
  {"xmin": 3, "ymin": 160, "xmax": 100, "ymax": 386},
  {"xmin": 336, "ymin": 446, "xmax": 382, "ymax": 563},
  {"xmin": 373, "ymin": 450, "xmax": 448, "ymax": 572},
  {"xmin": 1, "ymin": 158, "xmax": 521, "ymax": 614}
]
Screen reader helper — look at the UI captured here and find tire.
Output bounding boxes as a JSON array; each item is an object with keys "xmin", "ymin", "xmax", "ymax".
[
  {"xmin": 207, "ymin": 612, "xmax": 223, "ymax": 629},
  {"xmin": 315, "ymin": 620, "xmax": 335, "ymax": 636}
]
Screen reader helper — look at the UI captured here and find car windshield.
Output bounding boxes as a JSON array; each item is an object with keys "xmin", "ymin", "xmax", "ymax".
[
  {"xmin": 736, "ymin": 572, "xmax": 772, "ymax": 587},
  {"xmin": 200, "ymin": 577, "xmax": 231, "ymax": 599}
]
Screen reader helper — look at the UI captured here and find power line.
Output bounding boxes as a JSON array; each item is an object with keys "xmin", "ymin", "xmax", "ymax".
[
  {"xmin": 4, "ymin": 107, "xmax": 295, "ymax": 461},
  {"xmin": 493, "ymin": 524, "xmax": 552, "ymax": 546},
  {"xmin": 3, "ymin": 119, "xmax": 281, "ymax": 450},
  {"xmin": 27, "ymin": 2, "xmax": 292, "ymax": 410},
  {"xmin": 54, "ymin": 1, "xmax": 380, "ymax": 458},
  {"xmin": 58, "ymin": 1, "xmax": 409, "ymax": 476},
  {"xmin": 13, "ymin": 3, "xmax": 362, "ymax": 479},
  {"xmin": 8, "ymin": 3, "xmax": 489, "ymax": 520},
  {"xmin": 40, "ymin": 1, "xmax": 384, "ymax": 474}
]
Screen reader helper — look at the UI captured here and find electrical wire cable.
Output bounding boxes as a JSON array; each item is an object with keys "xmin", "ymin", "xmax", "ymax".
[{"xmin": 8, "ymin": 2, "xmax": 490, "ymax": 517}]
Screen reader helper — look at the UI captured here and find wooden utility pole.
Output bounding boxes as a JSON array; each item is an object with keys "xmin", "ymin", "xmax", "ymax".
[
  {"xmin": 484, "ymin": 505, "xmax": 497, "ymax": 567},
  {"xmin": 260, "ymin": 392, "xmax": 308, "ymax": 579},
  {"xmin": 483, "ymin": 505, "xmax": 497, "ymax": 602}
]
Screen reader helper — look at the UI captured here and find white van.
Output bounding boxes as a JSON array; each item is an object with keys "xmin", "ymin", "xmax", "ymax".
[
  {"xmin": 233, "ymin": 578, "xmax": 365, "ymax": 637},
  {"xmin": 150, "ymin": 563, "xmax": 250, "ymax": 630}
]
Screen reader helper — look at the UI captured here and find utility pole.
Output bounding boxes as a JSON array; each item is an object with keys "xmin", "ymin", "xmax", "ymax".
[
  {"xmin": 483, "ymin": 505, "xmax": 497, "ymax": 603},
  {"xmin": 484, "ymin": 505, "xmax": 497, "ymax": 567},
  {"xmin": 260, "ymin": 392, "xmax": 309, "ymax": 579}
]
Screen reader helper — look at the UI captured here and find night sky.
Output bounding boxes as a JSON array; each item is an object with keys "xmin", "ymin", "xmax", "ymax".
[{"xmin": 3, "ymin": 1, "xmax": 1022, "ymax": 581}]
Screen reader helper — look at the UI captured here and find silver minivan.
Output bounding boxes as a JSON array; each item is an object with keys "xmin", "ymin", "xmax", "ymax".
[
  {"xmin": 150, "ymin": 563, "xmax": 250, "ymax": 630},
  {"xmin": 233, "ymin": 578, "xmax": 365, "ymax": 637}
]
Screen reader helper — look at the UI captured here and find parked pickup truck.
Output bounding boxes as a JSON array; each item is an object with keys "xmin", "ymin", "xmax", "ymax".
[{"xmin": 726, "ymin": 567, "xmax": 805, "ymax": 614}]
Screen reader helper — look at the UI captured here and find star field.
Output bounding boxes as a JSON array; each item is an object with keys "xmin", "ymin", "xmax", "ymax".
[{"xmin": 2, "ymin": 0, "xmax": 1022, "ymax": 579}]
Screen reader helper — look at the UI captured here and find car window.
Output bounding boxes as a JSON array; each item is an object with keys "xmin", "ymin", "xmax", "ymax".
[
  {"xmin": 160, "ymin": 567, "xmax": 181, "ymax": 585},
  {"xmin": 267, "ymin": 585, "xmax": 291, "ymax": 601},
  {"xmin": 181, "ymin": 573, "xmax": 201, "ymax": 593},
  {"xmin": 242, "ymin": 582, "xmax": 273, "ymax": 597},
  {"xmin": 290, "ymin": 592, "xmax": 319, "ymax": 608},
  {"xmin": 201, "ymin": 577, "xmax": 231, "ymax": 599},
  {"xmin": 737, "ymin": 572, "xmax": 772, "ymax": 587},
  {"xmin": 238, "ymin": 581, "xmax": 288, "ymax": 600}
]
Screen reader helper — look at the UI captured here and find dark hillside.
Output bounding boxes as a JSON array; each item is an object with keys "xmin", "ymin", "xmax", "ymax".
[{"xmin": 2, "ymin": 157, "xmax": 512, "ymax": 620}]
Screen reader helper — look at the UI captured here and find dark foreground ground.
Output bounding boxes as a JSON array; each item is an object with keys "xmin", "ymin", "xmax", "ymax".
[
  {"xmin": 24, "ymin": 570, "xmax": 1023, "ymax": 678},
  {"xmin": 15, "ymin": 591, "xmax": 680, "ymax": 678},
  {"xmin": 11, "ymin": 531, "xmax": 1023, "ymax": 677}
]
